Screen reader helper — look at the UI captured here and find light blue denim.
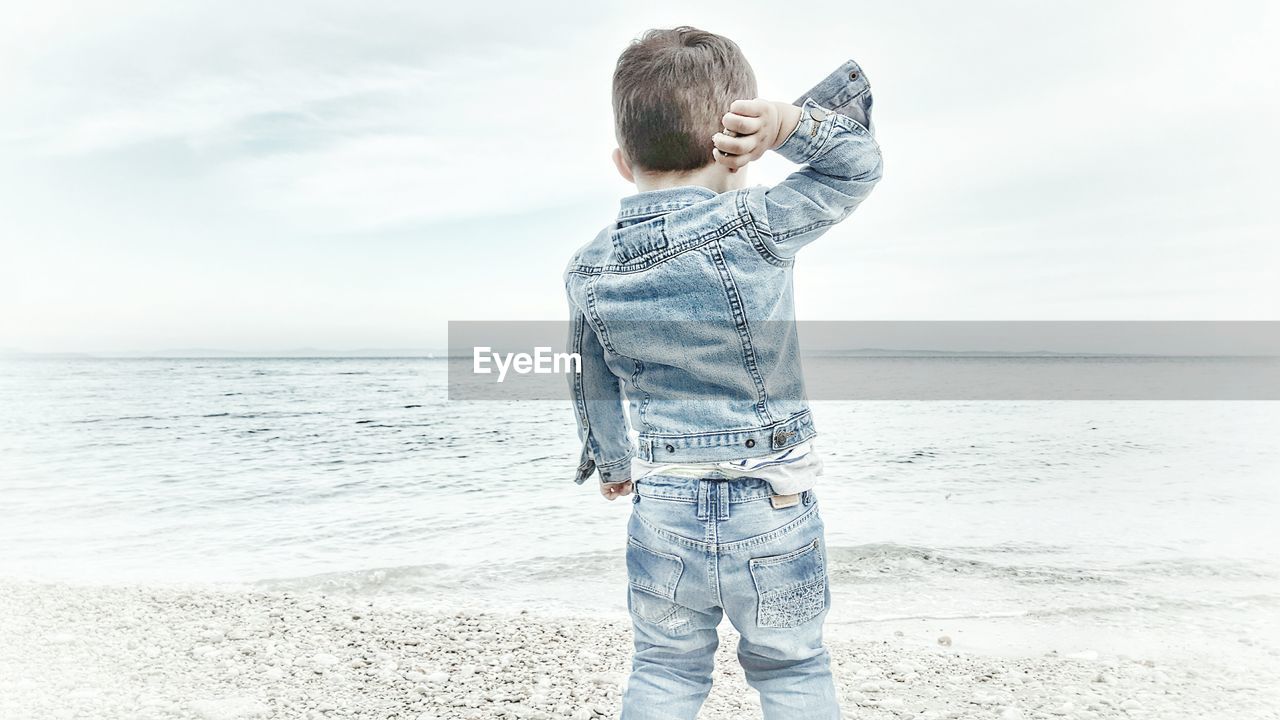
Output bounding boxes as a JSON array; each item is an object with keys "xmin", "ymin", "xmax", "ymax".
[
  {"xmin": 622, "ymin": 475, "xmax": 839, "ymax": 719},
  {"xmin": 564, "ymin": 60, "xmax": 882, "ymax": 486}
]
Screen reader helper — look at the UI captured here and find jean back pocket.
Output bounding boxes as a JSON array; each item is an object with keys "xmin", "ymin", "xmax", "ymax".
[
  {"xmin": 626, "ymin": 537, "xmax": 687, "ymax": 629},
  {"xmin": 748, "ymin": 538, "xmax": 827, "ymax": 628}
]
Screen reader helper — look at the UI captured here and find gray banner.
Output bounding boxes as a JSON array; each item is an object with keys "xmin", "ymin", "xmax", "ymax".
[{"xmin": 447, "ymin": 321, "xmax": 1280, "ymax": 401}]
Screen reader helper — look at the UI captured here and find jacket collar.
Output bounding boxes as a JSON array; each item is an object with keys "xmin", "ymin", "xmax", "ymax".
[{"xmin": 616, "ymin": 185, "xmax": 719, "ymax": 223}]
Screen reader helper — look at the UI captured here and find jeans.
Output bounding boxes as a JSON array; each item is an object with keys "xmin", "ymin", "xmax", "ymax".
[{"xmin": 621, "ymin": 475, "xmax": 841, "ymax": 720}]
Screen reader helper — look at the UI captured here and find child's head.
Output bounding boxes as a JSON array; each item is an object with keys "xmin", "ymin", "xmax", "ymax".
[{"xmin": 612, "ymin": 27, "xmax": 757, "ymax": 184}]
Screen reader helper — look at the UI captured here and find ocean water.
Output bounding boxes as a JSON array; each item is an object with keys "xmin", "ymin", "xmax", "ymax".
[{"xmin": 2, "ymin": 357, "xmax": 1278, "ymax": 665}]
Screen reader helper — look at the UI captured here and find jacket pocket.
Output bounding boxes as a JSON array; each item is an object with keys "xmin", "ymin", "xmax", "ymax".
[
  {"xmin": 626, "ymin": 537, "xmax": 687, "ymax": 629},
  {"xmin": 749, "ymin": 538, "xmax": 827, "ymax": 628}
]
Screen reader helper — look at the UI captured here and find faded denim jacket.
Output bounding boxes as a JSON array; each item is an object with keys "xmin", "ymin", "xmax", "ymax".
[{"xmin": 565, "ymin": 60, "xmax": 883, "ymax": 486}]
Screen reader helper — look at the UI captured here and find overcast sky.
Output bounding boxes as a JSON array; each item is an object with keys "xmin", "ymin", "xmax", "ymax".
[{"xmin": 1, "ymin": 0, "xmax": 1276, "ymax": 353}]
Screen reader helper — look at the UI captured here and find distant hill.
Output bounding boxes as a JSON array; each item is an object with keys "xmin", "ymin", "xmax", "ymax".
[
  {"xmin": 109, "ymin": 348, "xmax": 446, "ymax": 358},
  {"xmin": 0, "ymin": 348, "xmax": 94, "ymax": 359},
  {"xmin": 805, "ymin": 348, "xmax": 1121, "ymax": 358}
]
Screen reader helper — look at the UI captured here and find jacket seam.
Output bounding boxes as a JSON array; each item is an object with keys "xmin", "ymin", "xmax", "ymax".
[
  {"xmin": 706, "ymin": 244, "xmax": 771, "ymax": 426},
  {"xmin": 737, "ymin": 189, "xmax": 791, "ymax": 268},
  {"xmin": 569, "ymin": 314, "xmax": 601, "ymax": 464},
  {"xmin": 583, "ymin": 277, "xmax": 616, "ymax": 355},
  {"xmin": 773, "ymin": 217, "xmax": 842, "ymax": 243}
]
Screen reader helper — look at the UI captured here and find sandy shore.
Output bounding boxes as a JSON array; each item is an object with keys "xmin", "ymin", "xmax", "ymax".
[{"xmin": 1, "ymin": 581, "xmax": 1275, "ymax": 720}]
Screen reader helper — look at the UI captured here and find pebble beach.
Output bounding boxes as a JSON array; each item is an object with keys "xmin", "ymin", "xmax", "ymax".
[{"xmin": 3, "ymin": 581, "xmax": 1277, "ymax": 720}]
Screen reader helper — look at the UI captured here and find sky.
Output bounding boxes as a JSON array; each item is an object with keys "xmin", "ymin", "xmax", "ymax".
[{"xmin": 0, "ymin": 0, "xmax": 1277, "ymax": 354}]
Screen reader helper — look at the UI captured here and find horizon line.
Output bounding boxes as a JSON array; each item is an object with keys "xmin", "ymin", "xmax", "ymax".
[{"xmin": 4, "ymin": 348, "xmax": 1278, "ymax": 360}]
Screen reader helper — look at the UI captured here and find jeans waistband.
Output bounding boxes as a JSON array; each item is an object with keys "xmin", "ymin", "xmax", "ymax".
[{"xmin": 634, "ymin": 475, "xmax": 788, "ymax": 504}]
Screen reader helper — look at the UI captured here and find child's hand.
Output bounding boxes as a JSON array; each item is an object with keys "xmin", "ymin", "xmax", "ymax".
[
  {"xmin": 712, "ymin": 99, "xmax": 803, "ymax": 171},
  {"xmin": 600, "ymin": 480, "xmax": 633, "ymax": 501}
]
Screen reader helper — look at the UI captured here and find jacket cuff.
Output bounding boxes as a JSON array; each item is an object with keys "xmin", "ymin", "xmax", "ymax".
[
  {"xmin": 574, "ymin": 451, "xmax": 595, "ymax": 485},
  {"xmin": 793, "ymin": 59, "xmax": 870, "ymax": 114},
  {"xmin": 594, "ymin": 454, "xmax": 634, "ymax": 486},
  {"xmin": 573, "ymin": 448, "xmax": 634, "ymax": 485},
  {"xmin": 774, "ymin": 98, "xmax": 837, "ymax": 165}
]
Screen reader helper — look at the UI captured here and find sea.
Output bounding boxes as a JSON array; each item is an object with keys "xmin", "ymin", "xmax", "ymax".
[{"xmin": 2, "ymin": 357, "xmax": 1277, "ymax": 668}]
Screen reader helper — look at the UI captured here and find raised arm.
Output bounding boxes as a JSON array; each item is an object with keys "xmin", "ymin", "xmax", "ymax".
[{"xmin": 713, "ymin": 59, "xmax": 883, "ymax": 258}]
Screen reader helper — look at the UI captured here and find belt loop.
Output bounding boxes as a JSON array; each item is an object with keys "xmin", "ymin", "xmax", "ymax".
[
  {"xmin": 718, "ymin": 481, "xmax": 730, "ymax": 520},
  {"xmin": 696, "ymin": 480, "xmax": 709, "ymax": 521}
]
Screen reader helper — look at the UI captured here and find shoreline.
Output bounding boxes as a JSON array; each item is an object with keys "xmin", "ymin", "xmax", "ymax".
[{"xmin": 4, "ymin": 581, "xmax": 1277, "ymax": 719}]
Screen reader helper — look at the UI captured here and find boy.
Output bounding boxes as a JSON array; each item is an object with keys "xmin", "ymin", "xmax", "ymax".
[{"xmin": 565, "ymin": 27, "xmax": 882, "ymax": 720}]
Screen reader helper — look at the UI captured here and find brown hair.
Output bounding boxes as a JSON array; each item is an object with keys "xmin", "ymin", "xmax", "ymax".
[{"xmin": 612, "ymin": 27, "xmax": 757, "ymax": 172}]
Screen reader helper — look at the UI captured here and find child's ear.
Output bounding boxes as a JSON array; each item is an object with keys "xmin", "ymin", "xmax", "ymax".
[{"xmin": 612, "ymin": 148, "xmax": 635, "ymax": 184}]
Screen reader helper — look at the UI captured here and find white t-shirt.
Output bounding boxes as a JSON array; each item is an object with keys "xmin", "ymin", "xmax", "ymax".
[{"xmin": 630, "ymin": 441, "xmax": 823, "ymax": 495}]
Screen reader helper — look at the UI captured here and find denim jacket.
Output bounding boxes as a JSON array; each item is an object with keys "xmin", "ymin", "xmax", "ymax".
[{"xmin": 565, "ymin": 60, "xmax": 882, "ymax": 486}]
